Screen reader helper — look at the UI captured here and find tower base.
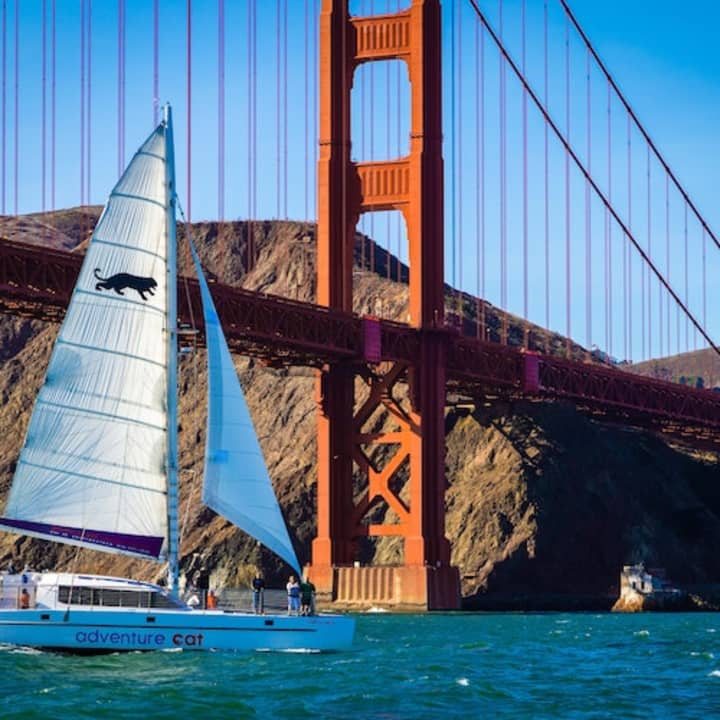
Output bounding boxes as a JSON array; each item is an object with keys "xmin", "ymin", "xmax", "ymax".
[{"xmin": 305, "ymin": 564, "xmax": 461, "ymax": 611}]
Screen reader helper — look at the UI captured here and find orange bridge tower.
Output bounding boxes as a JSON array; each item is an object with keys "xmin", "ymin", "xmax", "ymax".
[{"xmin": 309, "ymin": 0, "xmax": 460, "ymax": 610}]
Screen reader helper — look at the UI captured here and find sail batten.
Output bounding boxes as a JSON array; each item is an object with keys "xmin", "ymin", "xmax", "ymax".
[
  {"xmin": 1, "ymin": 122, "xmax": 171, "ymax": 559},
  {"xmin": 189, "ymin": 241, "xmax": 302, "ymax": 576}
]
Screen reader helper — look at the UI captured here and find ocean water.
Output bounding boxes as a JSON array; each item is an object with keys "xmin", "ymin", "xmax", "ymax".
[{"xmin": 1, "ymin": 612, "xmax": 719, "ymax": 719}]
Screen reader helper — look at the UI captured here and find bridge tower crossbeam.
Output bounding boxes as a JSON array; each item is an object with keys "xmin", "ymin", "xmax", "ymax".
[{"xmin": 308, "ymin": 0, "xmax": 460, "ymax": 609}]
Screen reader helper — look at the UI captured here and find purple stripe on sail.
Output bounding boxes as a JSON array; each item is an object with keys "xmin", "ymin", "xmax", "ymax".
[{"xmin": 0, "ymin": 518, "xmax": 163, "ymax": 558}]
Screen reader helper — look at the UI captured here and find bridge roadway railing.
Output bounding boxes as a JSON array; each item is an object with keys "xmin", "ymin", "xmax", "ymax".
[{"xmin": 1, "ymin": 236, "xmax": 720, "ymax": 440}]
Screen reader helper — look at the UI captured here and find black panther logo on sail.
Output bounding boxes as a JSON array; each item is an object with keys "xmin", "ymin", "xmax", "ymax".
[{"xmin": 94, "ymin": 268, "xmax": 158, "ymax": 302}]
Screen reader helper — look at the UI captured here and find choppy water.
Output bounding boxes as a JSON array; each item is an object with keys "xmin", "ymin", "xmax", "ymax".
[{"xmin": 2, "ymin": 612, "xmax": 719, "ymax": 719}]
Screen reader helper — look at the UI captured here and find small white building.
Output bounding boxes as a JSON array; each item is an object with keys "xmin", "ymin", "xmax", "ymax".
[{"xmin": 620, "ymin": 564, "xmax": 679, "ymax": 597}]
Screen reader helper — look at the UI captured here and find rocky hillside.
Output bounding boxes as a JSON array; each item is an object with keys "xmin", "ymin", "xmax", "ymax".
[{"xmin": 0, "ymin": 210, "xmax": 719, "ymax": 609}]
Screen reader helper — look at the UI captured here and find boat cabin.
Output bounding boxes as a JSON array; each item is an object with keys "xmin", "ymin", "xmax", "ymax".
[{"xmin": 0, "ymin": 572, "xmax": 187, "ymax": 611}]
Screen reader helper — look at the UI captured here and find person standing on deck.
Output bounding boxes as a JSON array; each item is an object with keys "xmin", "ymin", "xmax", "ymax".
[
  {"xmin": 286, "ymin": 575, "xmax": 300, "ymax": 615},
  {"xmin": 300, "ymin": 576, "xmax": 316, "ymax": 616},
  {"xmin": 252, "ymin": 571, "xmax": 265, "ymax": 614},
  {"xmin": 195, "ymin": 566, "xmax": 210, "ymax": 609}
]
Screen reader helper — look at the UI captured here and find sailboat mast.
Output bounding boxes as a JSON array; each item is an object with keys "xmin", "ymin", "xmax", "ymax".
[{"xmin": 163, "ymin": 104, "xmax": 180, "ymax": 595}]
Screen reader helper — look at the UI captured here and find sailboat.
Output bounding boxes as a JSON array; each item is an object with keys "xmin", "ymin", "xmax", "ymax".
[{"xmin": 0, "ymin": 106, "xmax": 354, "ymax": 652}]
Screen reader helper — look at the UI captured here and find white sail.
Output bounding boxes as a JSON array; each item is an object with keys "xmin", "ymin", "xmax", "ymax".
[
  {"xmin": 0, "ymin": 123, "xmax": 172, "ymax": 559},
  {"xmin": 189, "ymin": 241, "xmax": 301, "ymax": 575}
]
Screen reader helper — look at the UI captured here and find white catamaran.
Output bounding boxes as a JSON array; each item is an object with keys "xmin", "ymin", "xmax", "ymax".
[{"xmin": 0, "ymin": 106, "xmax": 354, "ymax": 653}]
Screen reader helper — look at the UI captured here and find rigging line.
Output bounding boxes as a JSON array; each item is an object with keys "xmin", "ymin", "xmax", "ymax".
[
  {"xmin": 395, "ymin": 0, "xmax": 401, "ymax": 283},
  {"xmin": 559, "ymin": 0, "xmax": 720, "ymax": 254},
  {"xmin": 465, "ymin": 0, "xmax": 720, "ymax": 358}
]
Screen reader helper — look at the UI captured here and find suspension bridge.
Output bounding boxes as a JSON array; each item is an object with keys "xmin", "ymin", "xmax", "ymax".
[{"xmin": 0, "ymin": 0, "xmax": 718, "ymax": 608}]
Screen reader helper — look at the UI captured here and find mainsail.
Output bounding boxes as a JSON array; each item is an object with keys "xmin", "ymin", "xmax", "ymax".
[
  {"xmin": 0, "ymin": 122, "xmax": 173, "ymax": 559},
  {"xmin": 189, "ymin": 242, "xmax": 301, "ymax": 575}
]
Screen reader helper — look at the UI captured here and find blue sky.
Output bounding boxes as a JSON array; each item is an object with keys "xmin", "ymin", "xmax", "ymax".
[{"xmin": 4, "ymin": 1, "xmax": 719, "ymax": 360}]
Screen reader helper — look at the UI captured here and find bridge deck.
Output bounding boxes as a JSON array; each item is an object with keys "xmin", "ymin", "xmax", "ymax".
[{"xmin": 1, "ymin": 237, "xmax": 719, "ymax": 444}]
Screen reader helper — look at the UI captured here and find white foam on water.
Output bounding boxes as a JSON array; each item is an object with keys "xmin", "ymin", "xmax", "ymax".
[
  {"xmin": 708, "ymin": 669, "xmax": 720, "ymax": 678},
  {"xmin": 366, "ymin": 606, "xmax": 388, "ymax": 613},
  {"xmin": 634, "ymin": 630, "xmax": 650, "ymax": 637},
  {"xmin": 456, "ymin": 677, "xmax": 470, "ymax": 686}
]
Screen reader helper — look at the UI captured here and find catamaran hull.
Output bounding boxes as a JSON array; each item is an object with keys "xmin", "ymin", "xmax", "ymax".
[{"xmin": 0, "ymin": 609, "xmax": 354, "ymax": 653}]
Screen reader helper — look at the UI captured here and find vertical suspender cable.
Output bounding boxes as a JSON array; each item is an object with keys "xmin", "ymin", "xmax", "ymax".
[
  {"xmin": 499, "ymin": 0, "xmax": 507, "ymax": 341},
  {"xmin": 665, "ymin": 176, "xmax": 670, "ymax": 356},
  {"xmin": 283, "ymin": 0, "xmax": 288, "ymax": 219},
  {"xmin": 647, "ymin": 146, "xmax": 651, "ymax": 358},
  {"xmin": 564, "ymin": 19, "xmax": 570, "ymax": 355},
  {"xmin": 480, "ymin": 23, "xmax": 485, "ymax": 339},
  {"xmin": 626, "ymin": 115, "xmax": 632, "ymax": 361},
  {"xmin": 385, "ymin": 0, "xmax": 391, "ymax": 280},
  {"xmin": 186, "ymin": 0, "xmax": 192, "ymax": 222},
  {"xmin": 606, "ymin": 80, "xmax": 612, "ymax": 358},
  {"xmin": 395, "ymin": 0, "xmax": 401, "ymax": 282},
  {"xmin": 642, "ymin": 146, "xmax": 648, "ymax": 359},
  {"xmin": 13, "ymin": 0, "xmax": 17, "ymax": 215},
  {"xmin": 456, "ymin": 0, "xmax": 462, "ymax": 318},
  {"xmin": 585, "ymin": 49, "xmax": 591, "ymax": 351},
  {"xmin": 543, "ymin": 0, "xmax": 548, "ymax": 342},
  {"xmin": 369, "ymin": 0, "xmax": 375, "ymax": 276},
  {"xmin": 684, "ymin": 202, "xmax": 688, "ymax": 350},
  {"xmin": 247, "ymin": 0, "xmax": 253, "ymax": 271},
  {"xmin": 450, "ymin": 0, "xmax": 456, "ymax": 306},
  {"xmin": 87, "ymin": 1, "xmax": 92, "ymax": 210},
  {"xmin": 521, "ymin": 0, "xmax": 527, "ymax": 341},
  {"xmin": 1, "ymin": 0, "xmax": 5, "ymax": 214},
  {"xmin": 359, "ymin": 0, "xmax": 365, "ymax": 271},
  {"xmin": 275, "ymin": 0, "xmax": 280, "ymax": 219},
  {"xmin": 313, "ymin": 0, "xmax": 319, "ymax": 224},
  {"xmin": 473, "ymin": 15, "xmax": 478, "ymax": 335},
  {"xmin": 218, "ymin": 0, "xmax": 225, "ymax": 222},
  {"xmin": 81, "ymin": 0, "xmax": 85, "ymax": 209},
  {"xmin": 218, "ymin": 0, "xmax": 225, "ymax": 278},
  {"xmin": 41, "ymin": 0, "xmax": 46, "ymax": 211},
  {"xmin": 702, "ymin": 228, "xmax": 707, "ymax": 344},
  {"xmin": 153, "ymin": 0, "xmax": 159, "ymax": 126},
  {"xmin": 51, "ymin": 0, "xmax": 55, "ymax": 210},
  {"xmin": 304, "ymin": 0, "xmax": 309, "ymax": 221},
  {"xmin": 117, "ymin": 0, "xmax": 124, "ymax": 177}
]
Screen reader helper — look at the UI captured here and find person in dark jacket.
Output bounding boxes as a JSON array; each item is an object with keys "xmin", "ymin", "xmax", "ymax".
[{"xmin": 251, "ymin": 571, "xmax": 265, "ymax": 614}]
